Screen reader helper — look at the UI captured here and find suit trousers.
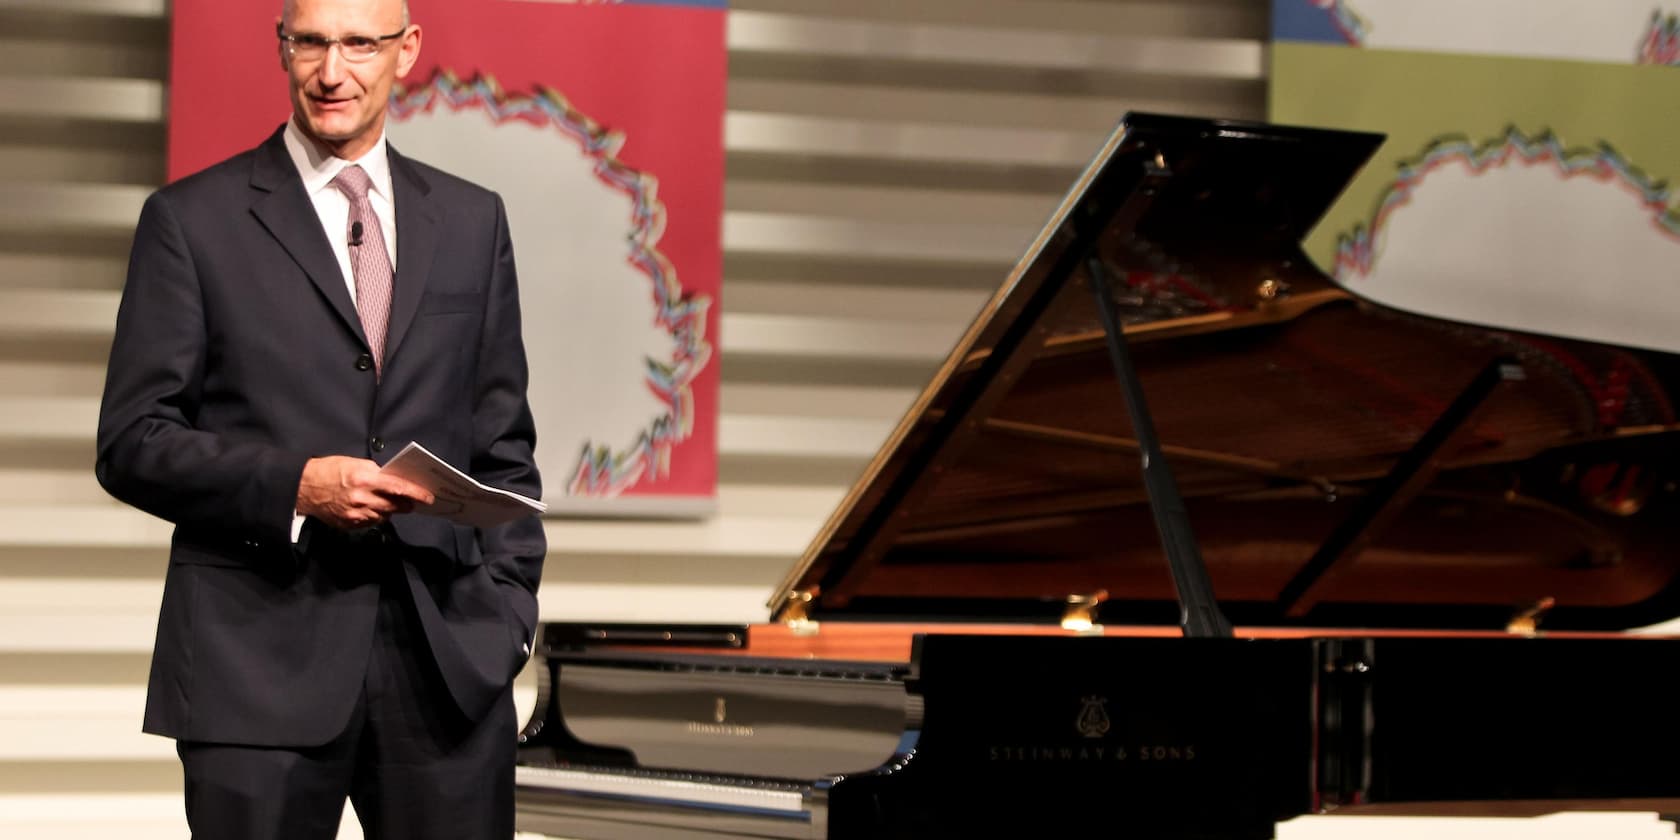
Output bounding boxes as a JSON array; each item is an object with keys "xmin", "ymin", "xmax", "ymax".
[{"xmin": 176, "ymin": 557, "xmax": 516, "ymax": 840}]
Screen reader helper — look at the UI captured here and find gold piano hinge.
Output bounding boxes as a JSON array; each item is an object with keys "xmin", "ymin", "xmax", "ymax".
[
  {"xmin": 782, "ymin": 589, "xmax": 820, "ymax": 637},
  {"xmin": 1061, "ymin": 590, "xmax": 1108, "ymax": 634},
  {"xmin": 1506, "ymin": 596, "xmax": 1555, "ymax": 637}
]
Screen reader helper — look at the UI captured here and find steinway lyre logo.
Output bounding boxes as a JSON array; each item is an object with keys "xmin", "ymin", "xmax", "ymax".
[
  {"xmin": 1076, "ymin": 695, "xmax": 1111, "ymax": 739},
  {"xmin": 685, "ymin": 696, "xmax": 754, "ymax": 738}
]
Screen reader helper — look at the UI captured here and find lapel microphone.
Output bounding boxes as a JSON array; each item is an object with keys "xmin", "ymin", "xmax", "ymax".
[{"xmin": 349, "ymin": 220, "xmax": 364, "ymax": 247}]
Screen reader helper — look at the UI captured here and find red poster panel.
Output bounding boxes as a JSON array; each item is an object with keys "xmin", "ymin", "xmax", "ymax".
[{"xmin": 168, "ymin": 0, "xmax": 725, "ymax": 516}]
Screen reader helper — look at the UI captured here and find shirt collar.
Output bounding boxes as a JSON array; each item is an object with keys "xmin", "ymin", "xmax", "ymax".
[{"xmin": 282, "ymin": 116, "xmax": 394, "ymax": 202}]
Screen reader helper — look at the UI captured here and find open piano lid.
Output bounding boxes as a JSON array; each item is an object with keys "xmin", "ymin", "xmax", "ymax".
[{"xmin": 769, "ymin": 112, "xmax": 1680, "ymax": 633}]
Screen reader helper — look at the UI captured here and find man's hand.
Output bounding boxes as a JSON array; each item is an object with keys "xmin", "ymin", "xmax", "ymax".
[{"xmin": 297, "ymin": 456, "xmax": 435, "ymax": 531}]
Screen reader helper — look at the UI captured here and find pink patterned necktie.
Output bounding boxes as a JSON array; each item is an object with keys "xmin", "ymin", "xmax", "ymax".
[{"xmin": 330, "ymin": 164, "xmax": 393, "ymax": 377}]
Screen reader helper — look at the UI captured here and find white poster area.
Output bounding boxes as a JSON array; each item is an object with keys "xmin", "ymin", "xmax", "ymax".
[{"xmin": 390, "ymin": 92, "xmax": 713, "ymax": 516}]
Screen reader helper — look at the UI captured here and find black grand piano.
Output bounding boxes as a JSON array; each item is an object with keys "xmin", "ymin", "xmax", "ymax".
[{"xmin": 513, "ymin": 112, "xmax": 1680, "ymax": 839}]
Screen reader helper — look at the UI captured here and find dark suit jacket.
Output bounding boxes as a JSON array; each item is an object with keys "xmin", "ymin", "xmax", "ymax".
[{"xmin": 95, "ymin": 125, "xmax": 545, "ymax": 747}]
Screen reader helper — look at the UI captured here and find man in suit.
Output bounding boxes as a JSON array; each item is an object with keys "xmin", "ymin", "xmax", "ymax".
[{"xmin": 94, "ymin": 0, "xmax": 545, "ymax": 836}]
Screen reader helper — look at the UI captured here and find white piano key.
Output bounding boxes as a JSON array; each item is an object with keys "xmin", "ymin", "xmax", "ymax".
[{"xmin": 515, "ymin": 765, "xmax": 806, "ymax": 815}]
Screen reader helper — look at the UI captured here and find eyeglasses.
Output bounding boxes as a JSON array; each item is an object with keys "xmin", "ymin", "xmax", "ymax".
[{"xmin": 276, "ymin": 22, "xmax": 408, "ymax": 63}]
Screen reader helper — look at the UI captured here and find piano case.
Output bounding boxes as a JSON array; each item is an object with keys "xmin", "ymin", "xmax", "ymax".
[{"xmin": 514, "ymin": 112, "xmax": 1680, "ymax": 840}]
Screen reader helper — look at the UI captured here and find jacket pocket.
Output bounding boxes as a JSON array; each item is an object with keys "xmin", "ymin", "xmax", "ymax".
[{"xmin": 170, "ymin": 530, "xmax": 283, "ymax": 568}]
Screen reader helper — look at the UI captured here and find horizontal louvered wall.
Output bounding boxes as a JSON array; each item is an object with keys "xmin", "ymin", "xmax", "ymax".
[{"xmin": 3, "ymin": 0, "xmax": 1677, "ymax": 837}]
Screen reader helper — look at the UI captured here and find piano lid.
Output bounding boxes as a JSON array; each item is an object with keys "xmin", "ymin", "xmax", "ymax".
[{"xmin": 768, "ymin": 112, "xmax": 1680, "ymax": 633}]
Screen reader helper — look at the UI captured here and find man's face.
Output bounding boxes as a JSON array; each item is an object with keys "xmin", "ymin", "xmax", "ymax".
[{"xmin": 279, "ymin": 0, "xmax": 420, "ymax": 160}]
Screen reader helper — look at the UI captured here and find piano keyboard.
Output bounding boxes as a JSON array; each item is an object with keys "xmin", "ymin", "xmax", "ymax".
[{"xmin": 515, "ymin": 764, "xmax": 809, "ymax": 815}]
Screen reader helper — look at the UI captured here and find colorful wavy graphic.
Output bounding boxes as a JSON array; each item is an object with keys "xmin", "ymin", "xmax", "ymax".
[
  {"xmin": 1639, "ymin": 10, "xmax": 1680, "ymax": 64},
  {"xmin": 1297, "ymin": 0, "xmax": 1680, "ymax": 64},
  {"xmin": 391, "ymin": 69, "xmax": 714, "ymax": 498},
  {"xmin": 1331, "ymin": 127, "xmax": 1680, "ymax": 280},
  {"xmin": 1311, "ymin": 0, "xmax": 1369, "ymax": 45}
]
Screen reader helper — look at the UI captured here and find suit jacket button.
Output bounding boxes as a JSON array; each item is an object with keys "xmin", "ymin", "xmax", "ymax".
[
  {"xmin": 355, "ymin": 353, "xmax": 374, "ymax": 371},
  {"xmin": 370, "ymin": 437, "xmax": 384, "ymax": 452}
]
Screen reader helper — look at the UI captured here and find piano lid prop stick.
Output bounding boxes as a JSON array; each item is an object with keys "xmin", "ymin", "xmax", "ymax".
[{"xmin": 1085, "ymin": 254, "xmax": 1233, "ymax": 639}]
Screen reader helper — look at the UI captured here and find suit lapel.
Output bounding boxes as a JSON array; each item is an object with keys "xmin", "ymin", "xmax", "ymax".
[
  {"xmin": 384, "ymin": 146, "xmax": 441, "ymax": 364},
  {"xmin": 247, "ymin": 127, "xmax": 367, "ymax": 345}
]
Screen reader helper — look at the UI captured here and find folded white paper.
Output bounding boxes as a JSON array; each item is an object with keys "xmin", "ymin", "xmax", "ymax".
[{"xmin": 379, "ymin": 441, "xmax": 546, "ymax": 528}]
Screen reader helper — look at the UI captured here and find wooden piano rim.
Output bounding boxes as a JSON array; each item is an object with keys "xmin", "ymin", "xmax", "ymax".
[{"xmin": 595, "ymin": 622, "xmax": 1680, "ymax": 664}]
